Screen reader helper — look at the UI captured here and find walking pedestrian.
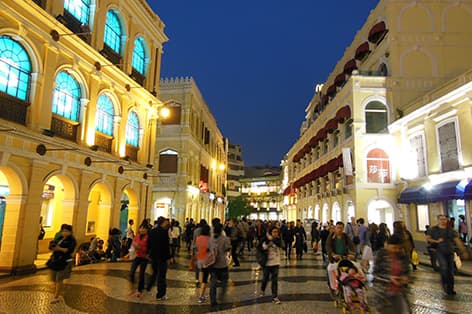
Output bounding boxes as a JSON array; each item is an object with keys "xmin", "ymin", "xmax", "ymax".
[
  {"xmin": 147, "ymin": 217, "xmax": 171, "ymax": 300},
  {"xmin": 208, "ymin": 223, "xmax": 231, "ymax": 306},
  {"xmin": 129, "ymin": 225, "xmax": 149, "ymax": 297},
  {"xmin": 258, "ymin": 226, "xmax": 284, "ymax": 304},
  {"xmin": 370, "ymin": 234, "xmax": 410, "ymax": 314},
  {"xmin": 426, "ymin": 214, "xmax": 470, "ymax": 295},
  {"xmin": 195, "ymin": 224, "xmax": 211, "ymax": 303},
  {"xmin": 47, "ymin": 224, "xmax": 77, "ymax": 304}
]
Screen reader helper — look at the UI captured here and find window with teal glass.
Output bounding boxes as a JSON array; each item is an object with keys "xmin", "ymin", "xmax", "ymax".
[
  {"xmin": 126, "ymin": 111, "xmax": 139, "ymax": 147},
  {"xmin": 104, "ymin": 10, "xmax": 122, "ymax": 54},
  {"xmin": 64, "ymin": 0, "xmax": 90, "ymax": 25},
  {"xmin": 52, "ymin": 71, "xmax": 81, "ymax": 121},
  {"xmin": 0, "ymin": 35, "xmax": 31, "ymax": 101},
  {"xmin": 132, "ymin": 37, "xmax": 146, "ymax": 75},
  {"xmin": 96, "ymin": 95, "xmax": 114, "ymax": 136}
]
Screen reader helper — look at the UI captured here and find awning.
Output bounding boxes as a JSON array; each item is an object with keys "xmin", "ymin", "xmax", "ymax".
[
  {"xmin": 398, "ymin": 186, "xmax": 428, "ymax": 204},
  {"xmin": 355, "ymin": 41, "xmax": 370, "ymax": 60},
  {"xmin": 326, "ymin": 84, "xmax": 337, "ymax": 97},
  {"xmin": 428, "ymin": 180, "xmax": 464, "ymax": 202},
  {"xmin": 465, "ymin": 181, "xmax": 472, "ymax": 200},
  {"xmin": 368, "ymin": 21, "xmax": 388, "ymax": 44},
  {"xmin": 335, "ymin": 106, "xmax": 351, "ymax": 122},
  {"xmin": 325, "ymin": 118, "xmax": 338, "ymax": 133},
  {"xmin": 343, "ymin": 59, "xmax": 357, "ymax": 75},
  {"xmin": 334, "ymin": 73, "xmax": 346, "ymax": 87}
]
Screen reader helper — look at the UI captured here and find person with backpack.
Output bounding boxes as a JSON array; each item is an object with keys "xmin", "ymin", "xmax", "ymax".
[{"xmin": 258, "ymin": 226, "xmax": 284, "ymax": 304}]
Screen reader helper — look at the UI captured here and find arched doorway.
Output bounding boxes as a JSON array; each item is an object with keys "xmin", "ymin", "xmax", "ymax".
[
  {"xmin": 322, "ymin": 203, "xmax": 329, "ymax": 224},
  {"xmin": 152, "ymin": 197, "xmax": 172, "ymax": 223},
  {"xmin": 0, "ymin": 167, "xmax": 24, "ymax": 267},
  {"xmin": 86, "ymin": 182, "xmax": 112, "ymax": 242},
  {"xmin": 120, "ymin": 188, "xmax": 138, "ymax": 234},
  {"xmin": 40, "ymin": 175, "xmax": 76, "ymax": 238},
  {"xmin": 332, "ymin": 201, "xmax": 341, "ymax": 222},
  {"xmin": 367, "ymin": 199, "xmax": 394, "ymax": 231},
  {"xmin": 314, "ymin": 204, "xmax": 320, "ymax": 220}
]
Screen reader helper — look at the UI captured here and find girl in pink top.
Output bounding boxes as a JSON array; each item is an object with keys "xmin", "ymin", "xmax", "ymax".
[
  {"xmin": 195, "ymin": 225, "xmax": 211, "ymax": 303},
  {"xmin": 129, "ymin": 225, "xmax": 149, "ymax": 297}
]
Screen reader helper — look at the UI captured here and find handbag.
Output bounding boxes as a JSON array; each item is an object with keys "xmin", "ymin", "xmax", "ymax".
[
  {"xmin": 454, "ymin": 252, "xmax": 462, "ymax": 270},
  {"xmin": 203, "ymin": 248, "xmax": 217, "ymax": 268},
  {"xmin": 313, "ymin": 241, "xmax": 319, "ymax": 253},
  {"xmin": 46, "ymin": 253, "xmax": 68, "ymax": 271}
]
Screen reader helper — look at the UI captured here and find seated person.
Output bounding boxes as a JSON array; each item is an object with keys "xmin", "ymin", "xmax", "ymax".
[{"xmin": 340, "ymin": 267, "xmax": 366, "ymax": 311}]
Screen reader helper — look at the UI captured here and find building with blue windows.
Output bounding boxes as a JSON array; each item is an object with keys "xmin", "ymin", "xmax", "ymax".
[{"xmin": 0, "ymin": 0, "xmax": 168, "ymax": 274}]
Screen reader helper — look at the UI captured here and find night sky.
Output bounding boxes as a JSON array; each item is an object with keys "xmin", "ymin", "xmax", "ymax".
[{"xmin": 148, "ymin": 1, "xmax": 378, "ymax": 166}]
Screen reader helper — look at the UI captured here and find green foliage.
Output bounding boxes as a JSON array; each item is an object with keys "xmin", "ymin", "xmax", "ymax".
[{"xmin": 226, "ymin": 196, "xmax": 252, "ymax": 219}]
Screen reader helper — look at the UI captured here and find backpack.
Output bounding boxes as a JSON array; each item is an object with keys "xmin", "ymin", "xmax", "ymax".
[{"xmin": 256, "ymin": 240, "xmax": 268, "ymax": 267}]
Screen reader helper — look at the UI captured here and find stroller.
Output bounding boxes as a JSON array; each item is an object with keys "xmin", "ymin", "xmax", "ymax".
[{"xmin": 329, "ymin": 259, "xmax": 368, "ymax": 313}]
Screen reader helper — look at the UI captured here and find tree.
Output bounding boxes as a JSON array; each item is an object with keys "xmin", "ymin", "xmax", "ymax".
[{"xmin": 226, "ymin": 196, "xmax": 252, "ymax": 219}]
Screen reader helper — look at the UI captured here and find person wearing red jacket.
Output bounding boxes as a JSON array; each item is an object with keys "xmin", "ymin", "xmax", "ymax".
[{"xmin": 129, "ymin": 225, "xmax": 149, "ymax": 297}]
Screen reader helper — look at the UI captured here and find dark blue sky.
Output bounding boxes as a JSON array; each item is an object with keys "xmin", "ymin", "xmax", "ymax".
[{"xmin": 148, "ymin": 1, "xmax": 378, "ymax": 166}]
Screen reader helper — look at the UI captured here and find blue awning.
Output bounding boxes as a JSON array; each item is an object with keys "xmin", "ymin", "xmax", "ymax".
[
  {"xmin": 428, "ymin": 180, "xmax": 464, "ymax": 202},
  {"xmin": 398, "ymin": 186, "xmax": 428, "ymax": 204},
  {"xmin": 465, "ymin": 181, "xmax": 472, "ymax": 200}
]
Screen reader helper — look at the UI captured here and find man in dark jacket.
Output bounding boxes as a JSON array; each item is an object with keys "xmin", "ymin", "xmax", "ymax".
[{"xmin": 147, "ymin": 217, "xmax": 171, "ymax": 300}]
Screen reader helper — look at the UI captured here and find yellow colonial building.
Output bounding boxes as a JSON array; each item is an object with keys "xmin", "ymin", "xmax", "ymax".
[
  {"xmin": 0, "ymin": 0, "xmax": 168, "ymax": 274},
  {"xmin": 284, "ymin": 0, "xmax": 472, "ymax": 232},
  {"xmin": 152, "ymin": 77, "xmax": 227, "ymax": 224},
  {"xmin": 391, "ymin": 69, "xmax": 472, "ymax": 247}
]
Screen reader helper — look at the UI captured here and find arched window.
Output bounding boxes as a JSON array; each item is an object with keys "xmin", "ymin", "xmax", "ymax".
[
  {"xmin": 96, "ymin": 95, "xmax": 114, "ymax": 136},
  {"xmin": 64, "ymin": 0, "xmax": 90, "ymax": 25},
  {"xmin": 0, "ymin": 35, "xmax": 31, "ymax": 101},
  {"xmin": 104, "ymin": 10, "xmax": 122, "ymax": 54},
  {"xmin": 132, "ymin": 37, "xmax": 146, "ymax": 75},
  {"xmin": 365, "ymin": 101, "xmax": 388, "ymax": 133},
  {"xmin": 126, "ymin": 111, "xmax": 139, "ymax": 147},
  {"xmin": 366, "ymin": 148, "xmax": 390, "ymax": 183},
  {"xmin": 52, "ymin": 71, "xmax": 81, "ymax": 121}
]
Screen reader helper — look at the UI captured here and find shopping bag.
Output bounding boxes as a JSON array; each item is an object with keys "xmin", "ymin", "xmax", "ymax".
[
  {"xmin": 454, "ymin": 252, "xmax": 462, "ymax": 269},
  {"xmin": 312, "ymin": 241, "xmax": 319, "ymax": 253},
  {"xmin": 411, "ymin": 249, "xmax": 419, "ymax": 266}
]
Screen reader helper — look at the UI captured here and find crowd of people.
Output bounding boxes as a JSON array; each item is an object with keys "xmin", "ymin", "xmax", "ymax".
[{"xmin": 45, "ymin": 214, "xmax": 471, "ymax": 312}]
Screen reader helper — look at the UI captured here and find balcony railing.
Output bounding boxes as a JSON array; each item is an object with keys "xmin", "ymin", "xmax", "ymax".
[
  {"xmin": 51, "ymin": 116, "xmax": 78, "ymax": 142},
  {"xmin": 32, "ymin": 0, "xmax": 46, "ymax": 9},
  {"xmin": 56, "ymin": 11, "xmax": 91, "ymax": 44},
  {"xmin": 125, "ymin": 145, "xmax": 139, "ymax": 162},
  {"xmin": 94, "ymin": 132, "xmax": 113, "ymax": 153},
  {"xmin": 130, "ymin": 68, "xmax": 145, "ymax": 86},
  {"xmin": 0, "ymin": 92, "xmax": 29, "ymax": 125},
  {"xmin": 157, "ymin": 175, "xmax": 177, "ymax": 185},
  {"xmin": 100, "ymin": 45, "xmax": 122, "ymax": 67}
]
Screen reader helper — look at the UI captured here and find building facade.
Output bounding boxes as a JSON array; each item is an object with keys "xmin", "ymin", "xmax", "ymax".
[
  {"xmin": 283, "ymin": 0, "xmax": 472, "ymax": 232},
  {"xmin": 241, "ymin": 167, "xmax": 284, "ymax": 221},
  {"xmin": 153, "ymin": 77, "xmax": 227, "ymax": 224},
  {"xmin": 0, "ymin": 0, "xmax": 168, "ymax": 274},
  {"xmin": 391, "ymin": 69, "xmax": 472, "ymax": 248},
  {"xmin": 227, "ymin": 143, "xmax": 245, "ymax": 200}
]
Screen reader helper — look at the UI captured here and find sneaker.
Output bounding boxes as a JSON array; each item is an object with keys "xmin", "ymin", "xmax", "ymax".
[
  {"xmin": 50, "ymin": 297, "xmax": 61, "ymax": 304},
  {"xmin": 156, "ymin": 295, "xmax": 168, "ymax": 301},
  {"xmin": 258, "ymin": 291, "xmax": 265, "ymax": 297},
  {"xmin": 197, "ymin": 296, "xmax": 207, "ymax": 303},
  {"xmin": 272, "ymin": 297, "xmax": 281, "ymax": 304}
]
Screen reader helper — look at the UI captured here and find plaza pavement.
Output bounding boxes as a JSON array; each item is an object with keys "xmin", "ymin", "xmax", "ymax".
[{"xmin": 1, "ymin": 249, "xmax": 472, "ymax": 313}]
